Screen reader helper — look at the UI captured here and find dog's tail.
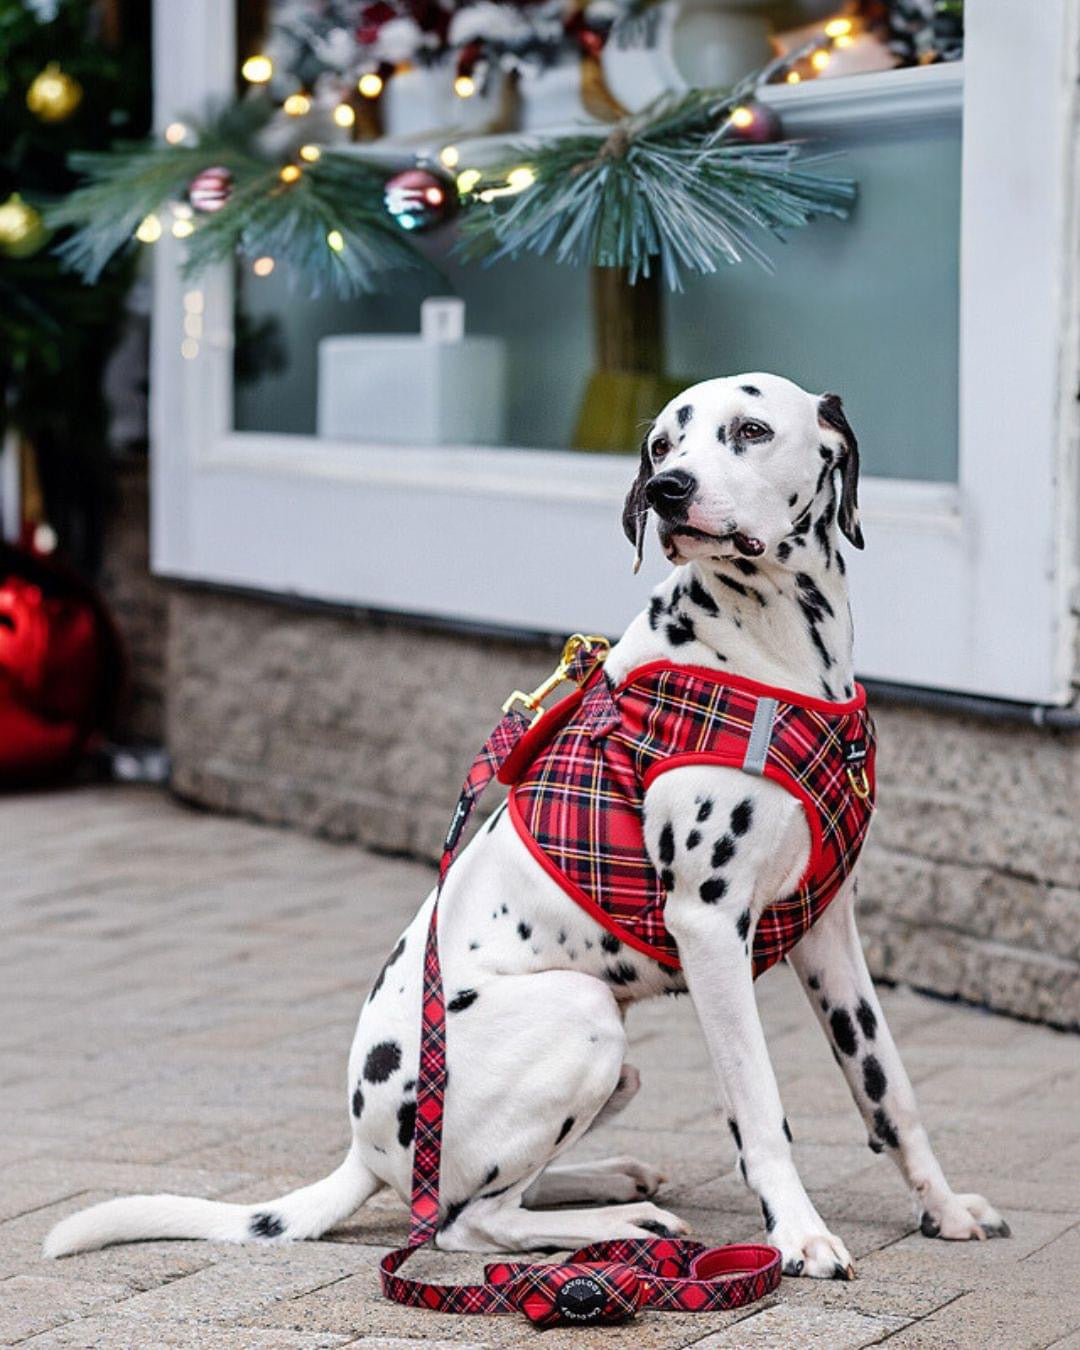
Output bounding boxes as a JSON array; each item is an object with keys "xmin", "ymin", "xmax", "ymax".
[{"xmin": 43, "ymin": 1145, "xmax": 381, "ymax": 1258}]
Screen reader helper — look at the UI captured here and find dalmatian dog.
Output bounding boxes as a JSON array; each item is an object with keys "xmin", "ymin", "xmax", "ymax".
[{"xmin": 46, "ymin": 373, "xmax": 1008, "ymax": 1278}]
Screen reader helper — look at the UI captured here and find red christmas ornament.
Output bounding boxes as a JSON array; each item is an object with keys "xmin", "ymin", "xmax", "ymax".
[
  {"xmin": 188, "ymin": 165, "xmax": 233, "ymax": 213},
  {"xmin": 578, "ymin": 27, "xmax": 605, "ymax": 56},
  {"xmin": 384, "ymin": 168, "xmax": 456, "ymax": 233},
  {"xmin": 356, "ymin": 1, "xmax": 396, "ymax": 45},
  {"xmin": 722, "ymin": 99, "xmax": 782, "ymax": 145}
]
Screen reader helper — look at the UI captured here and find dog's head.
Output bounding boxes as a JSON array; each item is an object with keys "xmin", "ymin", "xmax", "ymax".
[{"xmin": 622, "ymin": 373, "xmax": 862, "ymax": 570}]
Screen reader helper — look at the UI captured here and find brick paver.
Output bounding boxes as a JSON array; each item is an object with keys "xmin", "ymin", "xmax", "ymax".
[{"xmin": 3, "ymin": 785, "xmax": 1077, "ymax": 1347}]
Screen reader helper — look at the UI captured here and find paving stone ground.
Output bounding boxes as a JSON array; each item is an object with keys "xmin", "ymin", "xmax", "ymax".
[{"xmin": 3, "ymin": 784, "xmax": 1078, "ymax": 1348}]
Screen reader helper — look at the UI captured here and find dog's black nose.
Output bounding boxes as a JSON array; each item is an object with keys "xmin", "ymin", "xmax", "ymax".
[{"xmin": 645, "ymin": 469, "xmax": 697, "ymax": 517}]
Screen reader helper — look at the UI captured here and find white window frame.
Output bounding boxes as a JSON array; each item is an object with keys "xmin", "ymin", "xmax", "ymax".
[{"xmin": 150, "ymin": 0, "xmax": 1079, "ymax": 703}]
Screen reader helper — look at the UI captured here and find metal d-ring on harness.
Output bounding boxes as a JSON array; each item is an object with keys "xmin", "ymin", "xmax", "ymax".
[{"xmin": 378, "ymin": 634, "xmax": 782, "ymax": 1328}]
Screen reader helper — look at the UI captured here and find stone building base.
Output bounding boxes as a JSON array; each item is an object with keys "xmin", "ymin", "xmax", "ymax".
[{"xmin": 166, "ymin": 588, "xmax": 1080, "ymax": 1030}]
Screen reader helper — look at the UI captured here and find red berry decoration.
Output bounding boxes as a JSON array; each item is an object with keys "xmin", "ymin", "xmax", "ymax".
[
  {"xmin": 722, "ymin": 99, "xmax": 782, "ymax": 145},
  {"xmin": 383, "ymin": 168, "xmax": 457, "ymax": 233},
  {"xmin": 188, "ymin": 165, "xmax": 233, "ymax": 214}
]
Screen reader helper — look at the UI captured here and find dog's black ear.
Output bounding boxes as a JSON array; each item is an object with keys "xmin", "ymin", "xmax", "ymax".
[
  {"xmin": 817, "ymin": 393, "xmax": 864, "ymax": 550},
  {"xmin": 622, "ymin": 432, "xmax": 652, "ymax": 573}
]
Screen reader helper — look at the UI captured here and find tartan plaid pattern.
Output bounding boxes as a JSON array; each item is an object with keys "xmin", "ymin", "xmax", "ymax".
[
  {"xmin": 382, "ymin": 1237, "xmax": 780, "ymax": 1318},
  {"xmin": 510, "ymin": 665, "xmax": 876, "ymax": 976}
]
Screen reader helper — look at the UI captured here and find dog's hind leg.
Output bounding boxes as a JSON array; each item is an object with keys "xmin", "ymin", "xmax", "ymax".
[
  {"xmin": 522, "ymin": 1066, "xmax": 667, "ymax": 1206},
  {"xmin": 434, "ymin": 970, "xmax": 686, "ymax": 1252},
  {"xmin": 790, "ymin": 879, "xmax": 1009, "ymax": 1242}
]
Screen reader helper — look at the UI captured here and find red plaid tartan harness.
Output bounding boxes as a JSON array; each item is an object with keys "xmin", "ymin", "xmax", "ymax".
[
  {"xmin": 380, "ymin": 636, "xmax": 785, "ymax": 1324},
  {"xmin": 505, "ymin": 661, "xmax": 876, "ymax": 977}
]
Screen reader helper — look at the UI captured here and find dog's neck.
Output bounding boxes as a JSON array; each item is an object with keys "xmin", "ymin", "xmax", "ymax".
[{"xmin": 606, "ymin": 499, "xmax": 855, "ymax": 702}]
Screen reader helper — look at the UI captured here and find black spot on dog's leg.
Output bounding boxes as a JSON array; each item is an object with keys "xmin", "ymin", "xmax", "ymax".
[
  {"xmin": 920, "ymin": 1212, "xmax": 941, "ymax": 1238},
  {"xmin": 873, "ymin": 1108, "xmax": 900, "ymax": 1150},
  {"xmin": 364, "ymin": 1040, "xmax": 402, "ymax": 1083},
  {"xmin": 712, "ymin": 835, "xmax": 735, "ymax": 868},
  {"xmin": 351, "ymin": 1085, "xmax": 364, "ymax": 1118},
  {"xmin": 606, "ymin": 961, "xmax": 639, "ymax": 986},
  {"xmin": 397, "ymin": 1099, "xmax": 416, "ymax": 1147},
  {"xmin": 699, "ymin": 876, "xmax": 728, "ymax": 904},
  {"xmin": 601, "ymin": 932, "xmax": 621, "ymax": 954},
  {"xmin": 736, "ymin": 908, "xmax": 751, "ymax": 941},
  {"xmin": 517, "ymin": 921, "xmax": 532, "ymax": 941},
  {"xmin": 448, "ymin": 988, "xmax": 478, "ymax": 1013},
  {"xmin": 482, "ymin": 1165, "xmax": 499, "ymax": 1188},
  {"xmin": 782, "ymin": 1117, "xmax": 793, "ymax": 1143},
  {"xmin": 761, "ymin": 1198, "xmax": 776, "ymax": 1232},
  {"xmin": 556, "ymin": 1116, "xmax": 576, "ymax": 1146},
  {"xmin": 807, "ymin": 974, "xmax": 821, "ymax": 991},
  {"xmin": 855, "ymin": 998, "xmax": 877, "ymax": 1040},
  {"xmin": 727, "ymin": 1117, "xmax": 742, "ymax": 1150},
  {"xmin": 368, "ymin": 936, "xmax": 406, "ymax": 1002},
  {"xmin": 783, "ymin": 1257, "xmax": 805, "ymax": 1277},
  {"xmin": 868, "ymin": 1136, "xmax": 884, "ymax": 1154},
  {"xmin": 658, "ymin": 823, "xmax": 675, "ymax": 865},
  {"xmin": 862, "ymin": 1055, "xmax": 887, "ymax": 1102},
  {"xmin": 829, "ymin": 1009, "xmax": 858, "ymax": 1057},
  {"xmin": 250, "ymin": 1212, "xmax": 284, "ymax": 1239},
  {"xmin": 730, "ymin": 799, "xmax": 754, "ymax": 837},
  {"xmin": 440, "ymin": 1199, "xmax": 469, "ymax": 1232}
]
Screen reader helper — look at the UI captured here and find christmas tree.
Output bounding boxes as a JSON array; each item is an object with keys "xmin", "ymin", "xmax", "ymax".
[{"xmin": 0, "ymin": 0, "xmax": 150, "ymax": 571}]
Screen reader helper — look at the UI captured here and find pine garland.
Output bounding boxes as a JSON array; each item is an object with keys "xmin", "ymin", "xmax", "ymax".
[
  {"xmin": 458, "ymin": 88, "xmax": 856, "ymax": 290},
  {"xmin": 46, "ymin": 97, "xmax": 438, "ymax": 296}
]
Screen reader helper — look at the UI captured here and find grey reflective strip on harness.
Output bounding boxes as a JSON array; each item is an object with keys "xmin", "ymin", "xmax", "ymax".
[{"xmin": 742, "ymin": 698, "xmax": 778, "ymax": 776}]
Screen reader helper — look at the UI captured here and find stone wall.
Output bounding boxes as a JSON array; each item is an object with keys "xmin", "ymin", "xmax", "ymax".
[
  {"xmin": 98, "ymin": 458, "xmax": 168, "ymax": 743},
  {"xmin": 165, "ymin": 587, "xmax": 1080, "ymax": 1030}
]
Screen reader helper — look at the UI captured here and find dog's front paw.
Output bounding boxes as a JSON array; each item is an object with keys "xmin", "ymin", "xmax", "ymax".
[
  {"xmin": 919, "ymin": 1192, "xmax": 1010, "ymax": 1241},
  {"xmin": 776, "ymin": 1228, "xmax": 855, "ymax": 1280},
  {"xmin": 625, "ymin": 1202, "xmax": 691, "ymax": 1239}
]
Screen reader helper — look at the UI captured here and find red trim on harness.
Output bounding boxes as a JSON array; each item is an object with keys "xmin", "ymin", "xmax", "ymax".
[
  {"xmin": 507, "ymin": 791, "xmax": 682, "ymax": 969},
  {"xmin": 613, "ymin": 661, "xmax": 868, "ymax": 714}
]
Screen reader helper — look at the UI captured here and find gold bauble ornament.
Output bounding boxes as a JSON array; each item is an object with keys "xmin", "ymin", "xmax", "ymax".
[
  {"xmin": 26, "ymin": 62, "xmax": 83, "ymax": 122},
  {"xmin": 0, "ymin": 194, "xmax": 49, "ymax": 258}
]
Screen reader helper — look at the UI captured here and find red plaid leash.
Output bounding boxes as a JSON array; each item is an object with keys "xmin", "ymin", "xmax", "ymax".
[{"xmin": 379, "ymin": 636, "xmax": 781, "ymax": 1323}]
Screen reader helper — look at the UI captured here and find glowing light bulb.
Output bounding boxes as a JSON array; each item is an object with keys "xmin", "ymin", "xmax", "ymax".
[
  {"xmin": 327, "ymin": 229, "xmax": 345, "ymax": 252},
  {"xmin": 506, "ymin": 166, "xmax": 536, "ymax": 191},
  {"xmin": 440, "ymin": 145, "xmax": 460, "ymax": 169},
  {"xmin": 183, "ymin": 289, "xmax": 204, "ymax": 314},
  {"xmin": 835, "ymin": 33, "xmax": 853, "ymax": 48},
  {"xmin": 241, "ymin": 54, "xmax": 273, "ymax": 84},
  {"xmin": 283, "ymin": 92, "xmax": 311, "ymax": 116},
  {"xmin": 454, "ymin": 75, "xmax": 476, "ymax": 99},
  {"xmin": 358, "ymin": 72, "xmax": 384, "ymax": 99},
  {"xmin": 252, "ymin": 256, "xmax": 275, "ymax": 276},
  {"xmin": 456, "ymin": 168, "xmax": 482, "ymax": 194},
  {"xmin": 786, "ymin": 70, "xmax": 801, "ymax": 84},
  {"xmin": 824, "ymin": 17, "xmax": 853, "ymax": 38},
  {"xmin": 279, "ymin": 164, "xmax": 302, "ymax": 184},
  {"xmin": 171, "ymin": 218, "xmax": 194, "ymax": 239},
  {"xmin": 180, "ymin": 337, "xmax": 199, "ymax": 359},
  {"xmin": 184, "ymin": 312, "xmax": 202, "ymax": 338},
  {"xmin": 811, "ymin": 48, "xmax": 831, "ymax": 71},
  {"xmin": 164, "ymin": 121, "xmax": 188, "ymax": 145},
  {"xmin": 730, "ymin": 105, "xmax": 755, "ymax": 130},
  {"xmin": 333, "ymin": 103, "xmax": 356, "ymax": 128},
  {"xmin": 299, "ymin": 144, "xmax": 321, "ymax": 162},
  {"xmin": 135, "ymin": 213, "xmax": 162, "ymax": 243}
]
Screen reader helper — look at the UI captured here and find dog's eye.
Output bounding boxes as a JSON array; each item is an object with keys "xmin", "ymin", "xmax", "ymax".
[
  {"xmin": 741, "ymin": 421, "xmax": 771, "ymax": 440},
  {"xmin": 650, "ymin": 435, "xmax": 671, "ymax": 460}
]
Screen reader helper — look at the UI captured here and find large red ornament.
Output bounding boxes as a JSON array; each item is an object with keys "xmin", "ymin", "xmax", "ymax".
[
  {"xmin": 188, "ymin": 165, "xmax": 233, "ymax": 214},
  {"xmin": 383, "ymin": 168, "xmax": 457, "ymax": 232}
]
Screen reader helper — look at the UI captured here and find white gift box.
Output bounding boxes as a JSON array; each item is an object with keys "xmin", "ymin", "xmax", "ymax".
[{"xmin": 317, "ymin": 300, "xmax": 506, "ymax": 446}]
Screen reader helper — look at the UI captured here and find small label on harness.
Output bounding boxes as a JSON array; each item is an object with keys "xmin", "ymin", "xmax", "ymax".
[
  {"xmin": 444, "ymin": 798, "xmax": 469, "ymax": 853},
  {"xmin": 843, "ymin": 736, "xmax": 867, "ymax": 767}
]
